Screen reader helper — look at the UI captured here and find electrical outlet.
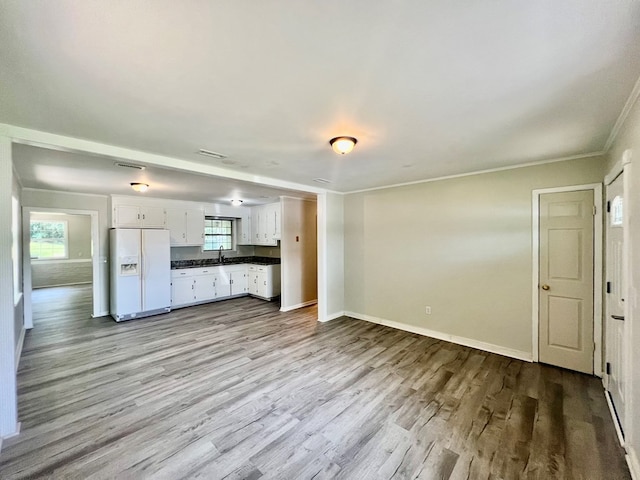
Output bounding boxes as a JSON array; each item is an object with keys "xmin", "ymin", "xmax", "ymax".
[{"xmin": 425, "ymin": 306, "xmax": 431, "ymax": 315}]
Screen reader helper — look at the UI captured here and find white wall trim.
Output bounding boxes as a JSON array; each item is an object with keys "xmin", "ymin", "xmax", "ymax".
[
  {"xmin": 32, "ymin": 258, "xmax": 93, "ymax": 265},
  {"xmin": 14, "ymin": 327, "xmax": 25, "ymax": 372},
  {"xmin": 531, "ymin": 183, "xmax": 603, "ymax": 375},
  {"xmin": 605, "ymin": 149, "xmax": 633, "ymax": 186},
  {"xmin": 280, "ymin": 299, "xmax": 318, "ymax": 312},
  {"xmin": 318, "ymin": 311, "xmax": 345, "ymax": 323},
  {"xmin": 604, "ymin": 74, "xmax": 640, "ymax": 152},
  {"xmin": 605, "ymin": 389, "xmax": 626, "ymax": 447},
  {"xmin": 345, "ymin": 311, "xmax": 533, "ymax": 362},
  {"xmin": 628, "ymin": 448, "xmax": 640, "ymax": 480},
  {"xmin": 21, "ymin": 187, "xmax": 109, "ymax": 199},
  {"xmin": 344, "ymin": 152, "xmax": 604, "ymax": 195}
]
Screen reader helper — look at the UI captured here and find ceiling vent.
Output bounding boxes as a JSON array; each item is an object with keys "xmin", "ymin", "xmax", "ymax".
[
  {"xmin": 198, "ymin": 149, "xmax": 228, "ymax": 159},
  {"xmin": 313, "ymin": 178, "xmax": 332, "ymax": 184},
  {"xmin": 115, "ymin": 162, "xmax": 146, "ymax": 170}
]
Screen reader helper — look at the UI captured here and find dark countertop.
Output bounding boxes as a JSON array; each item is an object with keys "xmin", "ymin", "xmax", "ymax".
[{"xmin": 171, "ymin": 256, "xmax": 281, "ymax": 270}]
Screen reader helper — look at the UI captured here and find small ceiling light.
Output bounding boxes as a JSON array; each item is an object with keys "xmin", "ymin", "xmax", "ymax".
[
  {"xmin": 230, "ymin": 199, "xmax": 244, "ymax": 206},
  {"xmin": 330, "ymin": 136, "xmax": 357, "ymax": 155},
  {"xmin": 130, "ymin": 182, "xmax": 149, "ymax": 192}
]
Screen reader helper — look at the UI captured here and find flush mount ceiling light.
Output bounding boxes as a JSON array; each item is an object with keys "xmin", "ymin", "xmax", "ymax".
[
  {"xmin": 230, "ymin": 199, "xmax": 244, "ymax": 206},
  {"xmin": 130, "ymin": 182, "xmax": 149, "ymax": 192},
  {"xmin": 329, "ymin": 136, "xmax": 357, "ymax": 155}
]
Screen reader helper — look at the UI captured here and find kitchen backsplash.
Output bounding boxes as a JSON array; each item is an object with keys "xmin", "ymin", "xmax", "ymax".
[{"xmin": 170, "ymin": 244, "xmax": 280, "ymax": 261}]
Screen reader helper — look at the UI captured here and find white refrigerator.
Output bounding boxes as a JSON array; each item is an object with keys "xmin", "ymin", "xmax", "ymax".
[{"xmin": 110, "ymin": 228, "xmax": 171, "ymax": 322}]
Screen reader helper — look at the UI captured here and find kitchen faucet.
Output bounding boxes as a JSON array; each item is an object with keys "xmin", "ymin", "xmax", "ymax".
[{"xmin": 218, "ymin": 245, "xmax": 225, "ymax": 263}]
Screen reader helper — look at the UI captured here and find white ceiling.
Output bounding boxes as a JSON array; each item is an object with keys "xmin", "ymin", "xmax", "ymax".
[
  {"xmin": 2, "ymin": 1, "xmax": 640, "ymax": 193},
  {"xmin": 12, "ymin": 144, "xmax": 312, "ymax": 205}
]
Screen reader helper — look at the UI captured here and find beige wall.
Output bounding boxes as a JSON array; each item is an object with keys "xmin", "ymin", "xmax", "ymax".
[
  {"xmin": 280, "ymin": 197, "xmax": 317, "ymax": 309},
  {"xmin": 606, "ymin": 92, "xmax": 640, "ymax": 473},
  {"xmin": 30, "ymin": 212, "xmax": 92, "ymax": 261},
  {"xmin": 344, "ymin": 156, "xmax": 605, "ymax": 355}
]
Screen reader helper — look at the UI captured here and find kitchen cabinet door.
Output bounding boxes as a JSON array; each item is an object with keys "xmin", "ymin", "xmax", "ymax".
[
  {"xmin": 140, "ymin": 206, "xmax": 166, "ymax": 228},
  {"xmin": 193, "ymin": 274, "xmax": 216, "ymax": 302},
  {"xmin": 185, "ymin": 210, "xmax": 205, "ymax": 245},
  {"xmin": 171, "ymin": 276, "xmax": 195, "ymax": 306},
  {"xmin": 113, "ymin": 205, "xmax": 142, "ymax": 228},
  {"xmin": 230, "ymin": 271, "xmax": 248, "ymax": 295}
]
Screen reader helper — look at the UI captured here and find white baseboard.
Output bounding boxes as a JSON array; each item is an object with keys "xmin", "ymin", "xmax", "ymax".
[
  {"xmin": 628, "ymin": 448, "xmax": 640, "ymax": 480},
  {"xmin": 0, "ymin": 422, "xmax": 21, "ymax": 453},
  {"xmin": 280, "ymin": 300, "xmax": 318, "ymax": 312},
  {"xmin": 92, "ymin": 311, "xmax": 110, "ymax": 318},
  {"xmin": 344, "ymin": 311, "xmax": 533, "ymax": 362},
  {"xmin": 604, "ymin": 389, "xmax": 626, "ymax": 447},
  {"xmin": 15, "ymin": 327, "xmax": 25, "ymax": 372},
  {"xmin": 318, "ymin": 311, "xmax": 345, "ymax": 323}
]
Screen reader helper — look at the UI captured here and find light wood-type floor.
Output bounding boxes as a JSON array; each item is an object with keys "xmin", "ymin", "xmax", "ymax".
[{"xmin": 0, "ymin": 285, "xmax": 630, "ymax": 479}]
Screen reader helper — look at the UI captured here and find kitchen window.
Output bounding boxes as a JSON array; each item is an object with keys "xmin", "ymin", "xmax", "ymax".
[
  {"xmin": 30, "ymin": 220, "xmax": 68, "ymax": 259},
  {"xmin": 203, "ymin": 217, "xmax": 233, "ymax": 251}
]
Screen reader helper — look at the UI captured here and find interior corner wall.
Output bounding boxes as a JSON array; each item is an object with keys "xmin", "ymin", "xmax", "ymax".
[
  {"xmin": 607, "ymin": 91, "xmax": 640, "ymax": 476},
  {"xmin": 343, "ymin": 156, "xmax": 605, "ymax": 356},
  {"xmin": 280, "ymin": 197, "xmax": 318, "ymax": 310},
  {"xmin": 21, "ymin": 190, "xmax": 110, "ymax": 315}
]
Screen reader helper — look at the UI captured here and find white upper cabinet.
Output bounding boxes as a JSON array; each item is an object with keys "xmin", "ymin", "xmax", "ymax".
[
  {"xmin": 167, "ymin": 208, "xmax": 204, "ymax": 246},
  {"xmin": 236, "ymin": 213, "xmax": 252, "ymax": 245},
  {"xmin": 250, "ymin": 203, "xmax": 280, "ymax": 246},
  {"xmin": 112, "ymin": 205, "xmax": 166, "ymax": 228}
]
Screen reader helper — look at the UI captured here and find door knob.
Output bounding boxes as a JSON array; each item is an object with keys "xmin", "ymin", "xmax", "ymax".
[{"xmin": 541, "ymin": 284, "xmax": 550, "ymax": 290}]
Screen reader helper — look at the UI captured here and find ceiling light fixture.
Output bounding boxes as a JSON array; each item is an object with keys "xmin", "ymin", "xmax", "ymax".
[
  {"xmin": 329, "ymin": 136, "xmax": 357, "ymax": 155},
  {"xmin": 230, "ymin": 199, "xmax": 244, "ymax": 206},
  {"xmin": 130, "ymin": 182, "xmax": 149, "ymax": 192}
]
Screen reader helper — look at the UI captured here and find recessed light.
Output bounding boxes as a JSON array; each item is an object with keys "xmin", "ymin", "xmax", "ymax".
[
  {"xmin": 115, "ymin": 162, "xmax": 145, "ymax": 170},
  {"xmin": 198, "ymin": 149, "xmax": 227, "ymax": 159},
  {"xmin": 230, "ymin": 199, "xmax": 244, "ymax": 206}
]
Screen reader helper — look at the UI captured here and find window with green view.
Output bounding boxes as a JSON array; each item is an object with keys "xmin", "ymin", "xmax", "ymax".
[
  {"xmin": 204, "ymin": 217, "xmax": 233, "ymax": 251},
  {"xmin": 30, "ymin": 220, "xmax": 68, "ymax": 259}
]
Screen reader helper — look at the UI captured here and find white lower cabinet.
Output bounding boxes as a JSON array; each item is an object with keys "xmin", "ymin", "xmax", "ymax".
[
  {"xmin": 248, "ymin": 264, "xmax": 281, "ymax": 300},
  {"xmin": 171, "ymin": 274, "xmax": 196, "ymax": 306},
  {"xmin": 172, "ymin": 264, "xmax": 280, "ymax": 308}
]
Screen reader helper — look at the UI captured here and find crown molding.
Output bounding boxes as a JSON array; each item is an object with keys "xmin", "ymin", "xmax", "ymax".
[
  {"xmin": 344, "ymin": 151, "xmax": 605, "ymax": 195},
  {"xmin": 604, "ymin": 74, "xmax": 640, "ymax": 152}
]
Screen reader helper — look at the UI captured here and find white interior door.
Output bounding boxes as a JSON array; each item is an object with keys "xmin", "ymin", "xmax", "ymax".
[
  {"xmin": 605, "ymin": 173, "xmax": 625, "ymax": 430},
  {"xmin": 539, "ymin": 190, "xmax": 594, "ymax": 374}
]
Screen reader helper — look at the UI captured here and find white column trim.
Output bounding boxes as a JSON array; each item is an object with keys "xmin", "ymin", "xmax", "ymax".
[
  {"xmin": 0, "ymin": 135, "xmax": 18, "ymax": 438},
  {"xmin": 316, "ymin": 193, "xmax": 328, "ymax": 321}
]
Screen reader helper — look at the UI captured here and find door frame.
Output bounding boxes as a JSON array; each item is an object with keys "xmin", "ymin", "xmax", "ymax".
[
  {"xmin": 603, "ymin": 149, "xmax": 632, "ymax": 446},
  {"xmin": 22, "ymin": 207, "xmax": 101, "ymax": 328},
  {"xmin": 531, "ymin": 183, "xmax": 603, "ymax": 375}
]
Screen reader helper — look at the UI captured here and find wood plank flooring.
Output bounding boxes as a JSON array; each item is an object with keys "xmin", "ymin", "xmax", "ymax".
[{"xmin": 0, "ymin": 285, "xmax": 630, "ymax": 479}]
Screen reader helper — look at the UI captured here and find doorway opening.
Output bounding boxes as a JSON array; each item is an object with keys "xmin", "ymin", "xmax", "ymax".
[{"xmin": 22, "ymin": 207, "xmax": 101, "ymax": 329}]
